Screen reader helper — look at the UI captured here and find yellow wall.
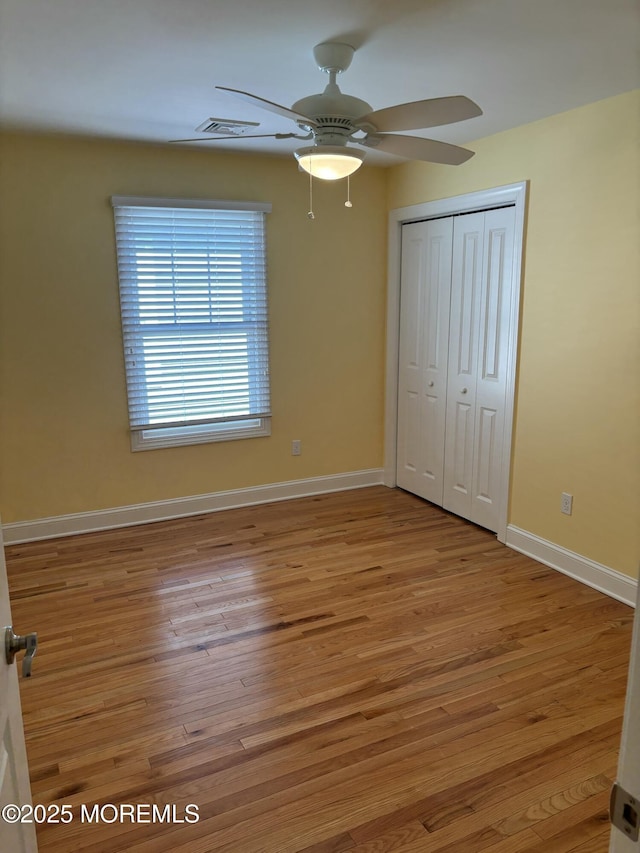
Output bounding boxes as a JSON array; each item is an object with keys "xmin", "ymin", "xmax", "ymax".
[
  {"xmin": 1, "ymin": 91, "xmax": 638, "ymax": 579},
  {"xmin": 389, "ymin": 90, "xmax": 640, "ymax": 578},
  {"xmin": 0, "ymin": 134, "xmax": 388, "ymax": 521}
]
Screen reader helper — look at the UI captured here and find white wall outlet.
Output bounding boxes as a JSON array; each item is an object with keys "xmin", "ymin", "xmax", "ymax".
[
  {"xmin": 561, "ymin": 492, "xmax": 573, "ymax": 515},
  {"xmin": 291, "ymin": 440, "xmax": 301, "ymax": 456}
]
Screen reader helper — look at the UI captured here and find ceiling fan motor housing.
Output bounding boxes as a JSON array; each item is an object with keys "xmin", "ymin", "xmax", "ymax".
[{"xmin": 292, "ymin": 83, "xmax": 372, "ymax": 146}]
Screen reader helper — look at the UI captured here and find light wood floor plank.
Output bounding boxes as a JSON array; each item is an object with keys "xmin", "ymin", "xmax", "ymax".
[{"xmin": 6, "ymin": 486, "xmax": 632, "ymax": 852}]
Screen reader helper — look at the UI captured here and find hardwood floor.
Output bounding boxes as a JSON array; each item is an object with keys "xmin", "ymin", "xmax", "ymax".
[{"xmin": 5, "ymin": 486, "xmax": 633, "ymax": 853}]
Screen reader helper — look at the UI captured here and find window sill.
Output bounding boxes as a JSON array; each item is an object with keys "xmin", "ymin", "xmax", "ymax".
[{"xmin": 131, "ymin": 418, "xmax": 271, "ymax": 451}]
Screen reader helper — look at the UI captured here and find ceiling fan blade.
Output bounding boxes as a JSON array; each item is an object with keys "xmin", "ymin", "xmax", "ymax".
[
  {"xmin": 216, "ymin": 86, "xmax": 317, "ymax": 127},
  {"xmin": 169, "ymin": 133, "xmax": 298, "ymax": 143},
  {"xmin": 361, "ymin": 133, "xmax": 475, "ymax": 165},
  {"xmin": 357, "ymin": 96, "xmax": 482, "ymax": 132}
]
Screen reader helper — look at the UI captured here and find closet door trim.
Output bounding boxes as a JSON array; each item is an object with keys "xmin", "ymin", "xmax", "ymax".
[{"xmin": 384, "ymin": 181, "xmax": 528, "ymax": 544}]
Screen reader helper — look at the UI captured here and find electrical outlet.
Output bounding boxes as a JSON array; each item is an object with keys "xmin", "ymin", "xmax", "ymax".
[
  {"xmin": 561, "ymin": 492, "xmax": 573, "ymax": 515},
  {"xmin": 291, "ymin": 440, "xmax": 301, "ymax": 456}
]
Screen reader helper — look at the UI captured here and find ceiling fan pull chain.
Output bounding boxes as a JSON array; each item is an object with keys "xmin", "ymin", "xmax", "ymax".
[
  {"xmin": 307, "ymin": 171, "xmax": 315, "ymax": 219},
  {"xmin": 345, "ymin": 174, "xmax": 353, "ymax": 208}
]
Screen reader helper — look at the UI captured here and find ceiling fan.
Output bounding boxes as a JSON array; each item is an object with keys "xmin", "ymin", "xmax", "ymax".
[{"xmin": 175, "ymin": 42, "xmax": 482, "ymax": 179}]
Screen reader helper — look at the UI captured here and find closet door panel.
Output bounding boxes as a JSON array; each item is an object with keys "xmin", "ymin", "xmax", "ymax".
[
  {"xmin": 471, "ymin": 207, "xmax": 515, "ymax": 530},
  {"xmin": 397, "ymin": 228, "xmax": 420, "ymax": 488},
  {"xmin": 443, "ymin": 212, "xmax": 484, "ymax": 519},
  {"xmin": 450, "ymin": 400, "xmax": 473, "ymax": 497},
  {"xmin": 396, "ymin": 218, "xmax": 453, "ymax": 503},
  {"xmin": 402, "ymin": 390, "xmax": 420, "ymax": 476},
  {"xmin": 397, "ymin": 227, "xmax": 423, "ymax": 485},
  {"xmin": 475, "ymin": 405, "xmax": 497, "ymax": 500}
]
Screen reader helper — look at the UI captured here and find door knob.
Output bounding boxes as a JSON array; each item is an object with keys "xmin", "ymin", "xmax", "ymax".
[
  {"xmin": 4, "ymin": 626, "xmax": 38, "ymax": 678},
  {"xmin": 427, "ymin": 381, "xmax": 434, "ymax": 387},
  {"xmin": 461, "ymin": 387, "xmax": 468, "ymax": 394}
]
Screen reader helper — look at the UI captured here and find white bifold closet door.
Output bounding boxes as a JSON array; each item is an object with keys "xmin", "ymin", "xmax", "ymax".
[
  {"xmin": 396, "ymin": 206, "xmax": 515, "ymax": 533},
  {"xmin": 396, "ymin": 216, "xmax": 453, "ymax": 506}
]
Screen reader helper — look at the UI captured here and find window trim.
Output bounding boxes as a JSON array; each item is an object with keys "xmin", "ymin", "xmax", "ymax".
[{"xmin": 111, "ymin": 196, "xmax": 272, "ymax": 214}]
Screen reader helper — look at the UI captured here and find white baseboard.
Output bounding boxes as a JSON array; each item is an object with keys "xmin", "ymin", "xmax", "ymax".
[
  {"xmin": 2, "ymin": 469, "xmax": 385, "ymax": 545},
  {"xmin": 6, "ymin": 487, "xmax": 635, "ymax": 609},
  {"xmin": 506, "ymin": 525, "xmax": 637, "ymax": 607}
]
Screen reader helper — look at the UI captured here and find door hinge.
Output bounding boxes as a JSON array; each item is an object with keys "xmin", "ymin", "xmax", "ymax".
[{"xmin": 611, "ymin": 781, "xmax": 639, "ymax": 842}]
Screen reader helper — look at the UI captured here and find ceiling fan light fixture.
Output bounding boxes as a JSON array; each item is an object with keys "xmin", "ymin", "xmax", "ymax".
[{"xmin": 295, "ymin": 145, "xmax": 365, "ymax": 180}]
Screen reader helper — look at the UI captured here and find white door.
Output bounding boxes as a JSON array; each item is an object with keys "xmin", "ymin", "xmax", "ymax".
[
  {"xmin": 443, "ymin": 206, "xmax": 515, "ymax": 531},
  {"xmin": 396, "ymin": 217, "xmax": 453, "ymax": 504},
  {"xmin": 397, "ymin": 206, "xmax": 516, "ymax": 533},
  {"xmin": 610, "ymin": 583, "xmax": 640, "ymax": 852},
  {"xmin": 441, "ymin": 211, "xmax": 484, "ymax": 520},
  {"xmin": 0, "ymin": 520, "xmax": 38, "ymax": 853}
]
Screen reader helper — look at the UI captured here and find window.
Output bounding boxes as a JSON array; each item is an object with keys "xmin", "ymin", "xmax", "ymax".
[{"xmin": 111, "ymin": 196, "xmax": 271, "ymax": 450}]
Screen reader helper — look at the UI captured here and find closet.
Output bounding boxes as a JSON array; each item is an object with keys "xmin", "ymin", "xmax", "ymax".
[{"xmin": 396, "ymin": 206, "xmax": 516, "ymax": 532}]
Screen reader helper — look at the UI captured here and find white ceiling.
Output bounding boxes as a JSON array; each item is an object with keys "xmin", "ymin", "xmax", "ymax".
[{"xmin": 1, "ymin": 0, "xmax": 638, "ymax": 166}]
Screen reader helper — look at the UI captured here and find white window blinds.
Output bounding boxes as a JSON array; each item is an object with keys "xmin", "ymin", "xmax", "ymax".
[{"xmin": 111, "ymin": 197, "xmax": 271, "ymax": 434}]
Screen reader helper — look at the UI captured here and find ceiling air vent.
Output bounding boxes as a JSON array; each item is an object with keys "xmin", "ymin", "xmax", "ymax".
[{"xmin": 195, "ymin": 117, "xmax": 260, "ymax": 136}]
